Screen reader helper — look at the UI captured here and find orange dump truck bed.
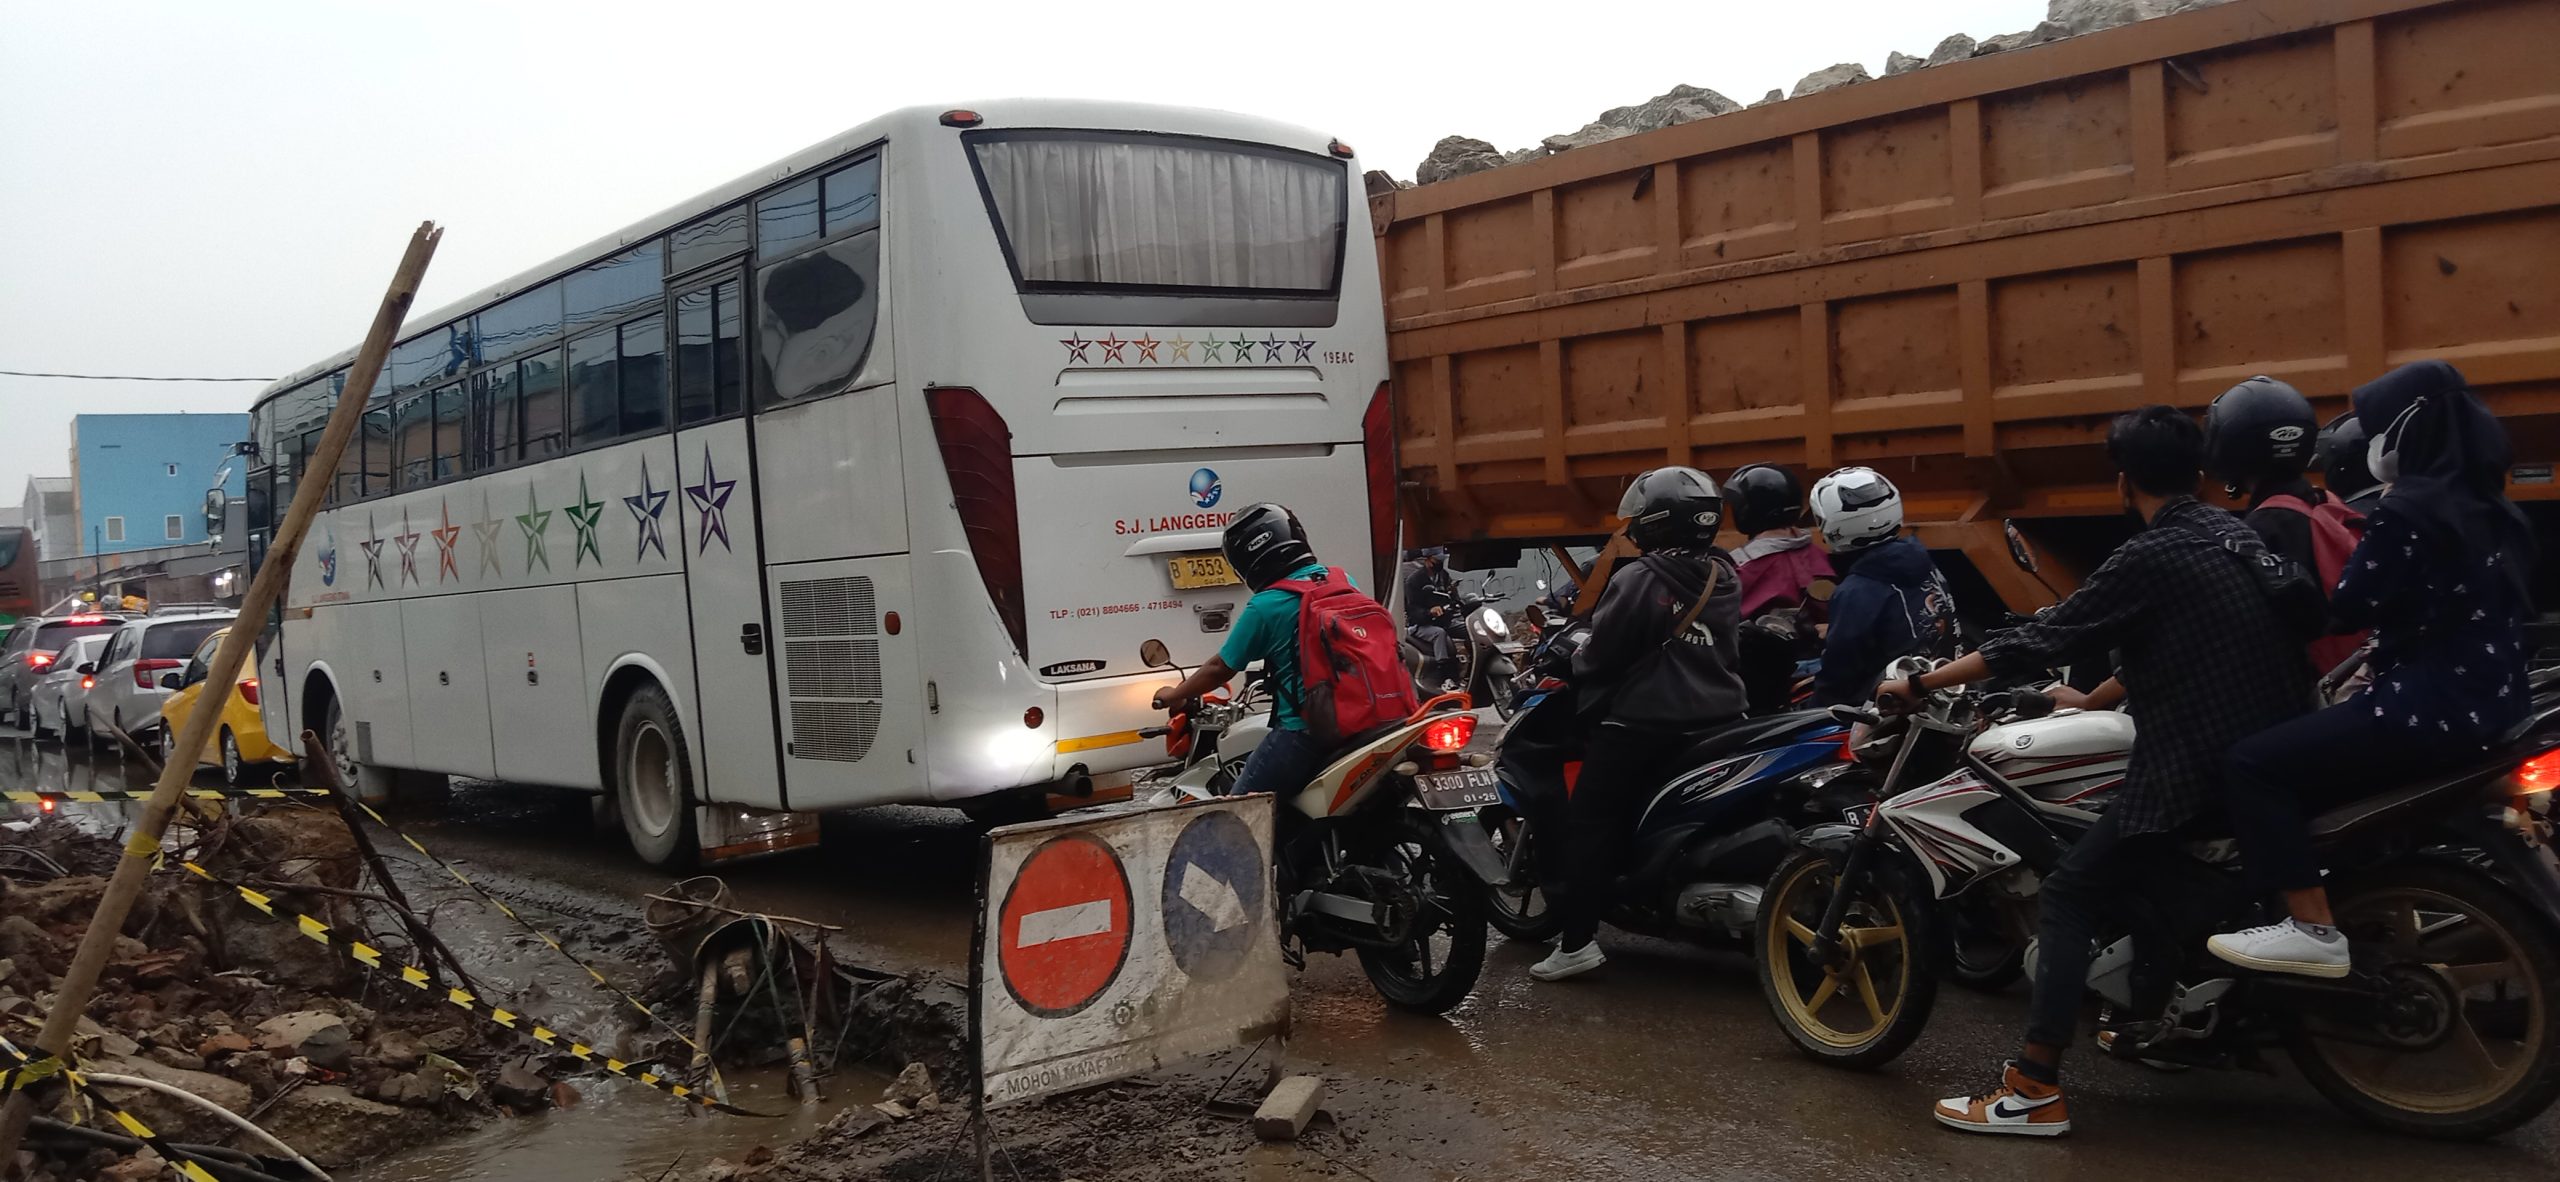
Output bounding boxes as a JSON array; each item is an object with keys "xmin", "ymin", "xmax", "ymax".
[{"xmin": 1374, "ymin": 0, "xmax": 2560, "ymax": 608}]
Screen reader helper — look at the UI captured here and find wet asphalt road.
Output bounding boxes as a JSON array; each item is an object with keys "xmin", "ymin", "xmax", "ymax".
[{"xmin": 7, "ymin": 733, "xmax": 2560, "ymax": 1180}]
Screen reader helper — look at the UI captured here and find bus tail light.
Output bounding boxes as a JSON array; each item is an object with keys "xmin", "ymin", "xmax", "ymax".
[
  {"xmin": 134, "ymin": 658, "xmax": 181, "ymax": 688},
  {"xmin": 927, "ymin": 386, "xmax": 1028, "ymax": 660},
  {"xmin": 239, "ymin": 678, "xmax": 262, "ymax": 707},
  {"xmin": 1362, "ymin": 381, "xmax": 1399, "ymax": 597}
]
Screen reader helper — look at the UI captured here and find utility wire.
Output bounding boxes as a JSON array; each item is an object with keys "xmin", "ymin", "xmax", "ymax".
[{"xmin": 0, "ymin": 369, "xmax": 275, "ymax": 383}]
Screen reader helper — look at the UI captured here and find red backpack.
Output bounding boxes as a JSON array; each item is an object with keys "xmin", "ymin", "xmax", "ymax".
[
  {"xmin": 1269, "ymin": 568, "xmax": 1420, "ymax": 747},
  {"xmin": 2259, "ymin": 493, "xmax": 2370, "ymax": 673}
]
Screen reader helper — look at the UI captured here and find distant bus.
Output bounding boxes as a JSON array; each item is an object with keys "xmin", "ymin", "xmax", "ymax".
[
  {"xmin": 243, "ymin": 100, "xmax": 1393, "ymax": 865},
  {"xmin": 0, "ymin": 527, "xmax": 33, "ymax": 628}
]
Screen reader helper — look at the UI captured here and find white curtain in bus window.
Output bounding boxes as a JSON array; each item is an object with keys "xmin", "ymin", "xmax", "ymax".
[
  {"xmin": 754, "ymin": 232, "xmax": 880, "ymax": 405},
  {"xmin": 971, "ymin": 136, "xmax": 1342, "ymax": 291}
]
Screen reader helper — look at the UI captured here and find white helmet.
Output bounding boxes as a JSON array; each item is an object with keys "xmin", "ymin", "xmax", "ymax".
[{"xmin": 1809, "ymin": 467, "xmax": 1904, "ymax": 553}]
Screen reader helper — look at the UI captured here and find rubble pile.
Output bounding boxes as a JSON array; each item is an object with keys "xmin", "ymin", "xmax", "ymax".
[
  {"xmin": 0, "ymin": 814, "xmax": 529, "ymax": 1178},
  {"xmin": 1408, "ymin": 0, "xmax": 2234, "ymax": 184}
]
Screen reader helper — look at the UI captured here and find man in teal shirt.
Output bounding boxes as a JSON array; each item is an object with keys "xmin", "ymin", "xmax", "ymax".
[{"xmin": 1149, "ymin": 504, "xmax": 1343, "ymax": 797}]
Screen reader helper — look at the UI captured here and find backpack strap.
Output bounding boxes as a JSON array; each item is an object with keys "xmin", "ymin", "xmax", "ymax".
[
  {"xmin": 2257, "ymin": 493, "xmax": 2313, "ymax": 517},
  {"xmin": 1266, "ymin": 567, "xmax": 1337, "ymax": 596}
]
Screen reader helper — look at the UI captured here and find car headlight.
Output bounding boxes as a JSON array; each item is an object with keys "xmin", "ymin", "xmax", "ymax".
[{"xmin": 1472, "ymin": 607, "xmax": 1508, "ymax": 642}]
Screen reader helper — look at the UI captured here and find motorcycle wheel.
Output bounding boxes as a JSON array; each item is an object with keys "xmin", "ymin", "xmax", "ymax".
[
  {"xmin": 1756, "ymin": 846, "xmax": 1937, "ymax": 1069},
  {"xmin": 1480, "ymin": 810, "xmax": 1560, "ymax": 944},
  {"xmin": 2285, "ymin": 862, "xmax": 2560, "ymax": 1141},
  {"xmin": 1946, "ymin": 898, "xmax": 2028, "ymax": 993},
  {"xmin": 1355, "ymin": 816, "xmax": 1490, "ymax": 1014}
]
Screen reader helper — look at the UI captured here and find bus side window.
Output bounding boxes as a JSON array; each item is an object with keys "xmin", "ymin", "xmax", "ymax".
[
  {"xmin": 673, "ymin": 279, "xmax": 744, "ymax": 425},
  {"xmin": 520, "ymin": 348, "xmax": 566, "ymax": 459},
  {"xmin": 432, "ymin": 382, "xmax": 465, "ymax": 479},
  {"xmin": 568, "ymin": 328, "xmax": 619, "ymax": 449},
  {"xmin": 393, "ymin": 391, "xmax": 434, "ymax": 491},
  {"xmin": 753, "ymin": 233, "xmax": 879, "ymax": 406},
  {"xmin": 620, "ymin": 315, "xmax": 667, "ymax": 436},
  {"xmin": 361, "ymin": 401, "xmax": 394, "ymax": 497}
]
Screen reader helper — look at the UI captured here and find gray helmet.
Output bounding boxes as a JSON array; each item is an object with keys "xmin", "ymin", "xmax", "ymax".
[{"xmin": 1617, "ymin": 467, "xmax": 1723, "ymax": 553}]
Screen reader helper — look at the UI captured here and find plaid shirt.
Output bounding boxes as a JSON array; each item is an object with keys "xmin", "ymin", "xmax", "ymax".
[{"xmin": 1979, "ymin": 498, "xmax": 2313, "ymax": 836}]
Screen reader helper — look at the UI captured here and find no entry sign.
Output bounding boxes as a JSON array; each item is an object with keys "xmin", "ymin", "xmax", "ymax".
[
  {"xmin": 973, "ymin": 795, "xmax": 1288, "ymax": 1109},
  {"xmin": 997, "ymin": 834, "xmax": 1133, "ymax": 1017}
]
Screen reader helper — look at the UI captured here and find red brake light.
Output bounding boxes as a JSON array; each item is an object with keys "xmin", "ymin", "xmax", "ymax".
[
  {"xmin": 940, "ymin": 109, "xmax": 984, "ymax": 128},
  {"xmin": 66, "ymin": 615, "xmax": 105, "ymax": 624},
  {"xmin": 134, "ymin": 658, "xmax": 182, "ymax": 688},
  {"xmin": 239, "ymin": 678, "xmax": 261, "ymax": 707},
  {"xmin": 38, "ymin": 799, "xmax": 53, "ymax": 814},
  {"xmin": 79, "ymin": 676, "xmax": 93, "ymax": 690},
  {"xmin": 927, "ymin": 386, "xmax": 1027, "ymax": 660},
  {"xmin": 26, "ymin": 652, "xmax": 51, "ymax": 669},
  {"xmin": 1362, "ymin": 381, "xmax": 1399, "ymax": 597},
  {"xmin": 1329, "ymin": 139, "xmax": 1356, "ymax": 158},
  {"xmin": 2518, "ymin": 748, "xmax": 2560, "ymax": 794},
  {"xmin": 1421, "ymin": 713, "xmax": 1476, "ymax": 753}
]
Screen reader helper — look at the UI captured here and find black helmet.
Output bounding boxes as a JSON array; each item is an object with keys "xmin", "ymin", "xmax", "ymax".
[
  {"xmin": 1223, "ymin": 503, "xmax": 1316, "ymax": 591},
  {"xmin": 2318, "ymin": 411, "xmax": 2379, "ymax": 502},
  {"xmin": 2203, "ymin": 375, "xmax": 2318, "ymax": 490},
  {"xmin": 1616, "ymin": 467, "xmax": 1723, "ymax": 553},
  {"xmin": 1725, "ymin": 464, "xmax": 1804, "ymax": 535}
]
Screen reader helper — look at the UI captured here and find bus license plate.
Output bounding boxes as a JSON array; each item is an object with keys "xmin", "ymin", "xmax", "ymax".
[
  {"xmin": 1167, "ymin": 554, "xmax": 1242, "ymax": 590},
  {"xmin": 1413, "ymin": 766, "xmax": 1501, "ymax": 811}
]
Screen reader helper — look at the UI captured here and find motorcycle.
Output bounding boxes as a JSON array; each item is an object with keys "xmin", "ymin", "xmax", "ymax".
[
  {"xmin": 1138, "ymin": 640, "xmax": 1494, "ymax": 1014},
  {"xmin": 1405, "ymin": 572, "xmax": 1527, "ymax": 718},
  {"xmin": 1464, "ymin": 623, "xmax": 1865, "ymax": 945},
  {"xmin": 1756, "ymin": 662, "xmax": 2560, "ymax": 1140}
]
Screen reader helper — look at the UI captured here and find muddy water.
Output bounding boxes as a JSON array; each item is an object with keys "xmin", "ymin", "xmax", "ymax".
[{"xmin": 12, "ymin": 729, "xmax": 2560, "ymax": 1179}]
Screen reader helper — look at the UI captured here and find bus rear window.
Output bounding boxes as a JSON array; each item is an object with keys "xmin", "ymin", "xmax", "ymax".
[{"xmin": 966, "ymin": 130, "xmax": 1347, "ymax": 328}]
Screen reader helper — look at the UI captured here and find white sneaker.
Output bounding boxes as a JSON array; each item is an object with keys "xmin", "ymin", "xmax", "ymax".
[
  {"xmin": 2206, "ymin": 918, "xmax": 2350, "ymax": 979},
  {"xmin": 1530, "ymin": 940, "xmax": 1605, "ymax": 981}
]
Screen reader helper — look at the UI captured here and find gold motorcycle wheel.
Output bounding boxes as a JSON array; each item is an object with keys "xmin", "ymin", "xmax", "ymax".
[{"xmin": 1755, "ymin": 847, "xmax": 1936, "ymax": 1068}]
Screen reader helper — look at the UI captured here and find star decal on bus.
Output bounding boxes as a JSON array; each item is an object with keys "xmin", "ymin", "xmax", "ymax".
[
  {"xmin": 393, "ymin": 509, "xmax": 422, "ymax": 586},
  {"xmin": 1133, "ymin": 334, "xmax": 1161, "ymax": 363},
  {"xmin": 1168, "ymin": 335, "xmax": 1195, "ymax": 363},
  {"xmin": 1097, "ymin": 333, "xmax": 1129, "ymax": 363},
  {"xmin": 1228, "ymin": 334, "xmax": 1255, "ymax": 363},
  {"xmin": 473, "ymin": 489, "xmax": 506, "ymax": 578},
  {"xmin": 1261, "ymin": 333, "xmax": 1287, "ymax": 363},
  {"xmin": 625, "ymin": 460, "xmax": 670, "ymax": 562},
  {"xmin": 567, "ymin": 472, "xmax": 606, "ymax": 567},
  {"xmin": 518, "ymin": 486, "xmax": 554, "ymax": 573},
  {"xmin": 1059, "ymin": 334, "xmax": 1093, "ymax": 363},
  {"xmin": 358, "ymin": 513, "xmax": 387, "ymax": 590},
  {"xmin": 432, "ymin": 500, "xmax": 462, "ymax": 583},
  {"xmin": 1198, "ymin": 337, "xmax": 1225, "ymax": 363},
  {"xmin": 1291, "ymin": 336, "xmax": 1317, "ymax": 362},
  {"xmin": 686, "ymin": 447, "xmax": 736, "ymax": 554}
]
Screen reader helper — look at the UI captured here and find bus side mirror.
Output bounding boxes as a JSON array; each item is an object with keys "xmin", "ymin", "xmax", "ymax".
[{"xmin": 2003, "ymin": 519, "xmax": 2039, "ymax": 575}]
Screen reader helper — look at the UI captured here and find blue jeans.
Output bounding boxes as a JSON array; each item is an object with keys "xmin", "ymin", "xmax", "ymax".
[{"xmin": 1230, "ymin": 724, "xmax": 1327, "ymax": 798}]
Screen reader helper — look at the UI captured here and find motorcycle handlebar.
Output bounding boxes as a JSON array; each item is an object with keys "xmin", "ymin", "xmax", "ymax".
[{"xmin": 1829, "ymin": 703, "xmax": 1883, "ymax": 727}]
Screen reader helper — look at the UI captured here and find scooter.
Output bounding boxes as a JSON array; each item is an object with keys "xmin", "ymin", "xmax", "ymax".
[
  {"xmin": 1464, "ymin": 623, "xmax": 1863, "ymax": 945},
  {"xmin": 1405, "ymin": 573, "xmax": 1526, "ymax": 718},
  {"xmin": 1138, "ymin": 640, "xmax": 1495, "ymax": 1014},
  {"xmin": 1757, "ymin": 659, "xmax": 2560, "ymax": 1140}
]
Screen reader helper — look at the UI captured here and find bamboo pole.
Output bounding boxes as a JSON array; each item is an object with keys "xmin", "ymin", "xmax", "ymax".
[{"xmin": 0, "ymin": 223, "xmax": 441, "ymax": 1164}]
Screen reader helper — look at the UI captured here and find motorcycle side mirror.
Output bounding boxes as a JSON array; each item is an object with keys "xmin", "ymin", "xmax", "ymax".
[
  {"xmin": 1805, "ymin": 578, "xmax": 1837, "ymax": 604},
  {"xmin": 1139, "ymin": 639, "xmax": 1172, "ymax": 668},
  {"xmin": 2003, "ymin": 519, "xmax": 2039, "ymax": 575}
]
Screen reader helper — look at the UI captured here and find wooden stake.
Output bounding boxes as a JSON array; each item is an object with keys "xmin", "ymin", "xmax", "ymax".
[
  {"xmin": 301, "ymin": 727, "xmax": 451, "ymax": 989},
  {"xmin": 0, "ymin": 222, "xmax": 440, "ymax": 1165}
]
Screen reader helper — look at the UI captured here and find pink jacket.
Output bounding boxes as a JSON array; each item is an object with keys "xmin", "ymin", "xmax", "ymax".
[{"xmin": 1733, "ymin": 532, "xmax": 1834, "ymax": 619}]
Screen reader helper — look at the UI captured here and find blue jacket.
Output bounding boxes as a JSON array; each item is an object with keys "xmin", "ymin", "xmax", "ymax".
[{"xmin": 1814, "ymin": 535, "xmax": 1959, "ymax": 706}]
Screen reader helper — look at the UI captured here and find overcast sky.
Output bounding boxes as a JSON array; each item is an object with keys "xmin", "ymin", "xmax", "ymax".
[{"xmin": 0, "ymin": 0, "xmax": 2045, "ymax": 499}]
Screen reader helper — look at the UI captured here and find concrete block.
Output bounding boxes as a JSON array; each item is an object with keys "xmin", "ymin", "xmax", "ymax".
[{"xmin": 1252, "ymin": 1075, "xmax": 1324, "ymax": 1142}]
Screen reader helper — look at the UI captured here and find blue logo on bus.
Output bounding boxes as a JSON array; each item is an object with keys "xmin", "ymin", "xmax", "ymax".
[{"xmin": 1188, "ymin": 468, "xmax": 1222, "ymax": 509}]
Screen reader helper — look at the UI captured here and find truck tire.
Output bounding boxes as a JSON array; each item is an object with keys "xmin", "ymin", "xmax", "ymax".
[{"xmin": 613, "ymin": 684, "xmax": 698, "ymax": 870}]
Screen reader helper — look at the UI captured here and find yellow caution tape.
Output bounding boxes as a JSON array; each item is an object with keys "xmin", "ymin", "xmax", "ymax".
[
  {"xmin": 0, "ymin": 1035, "xmax": 218, "ymax": 1182},
  {"xmin": 0, "ymin": 1054, "xmax": 62, "ymax": 1093},
  {"xmin": 345, "ymin": 798, "xmax": 733, "ymax": 1099},
  {"xmin": 176, "ymin": 860, "xmax": 773, "ymax": 1118},
  {"xmin": 3, "ymin": 787, "xmax": 331, "ymax": 804}
]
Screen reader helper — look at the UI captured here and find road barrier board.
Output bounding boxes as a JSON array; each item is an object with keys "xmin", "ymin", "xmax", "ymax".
[{"xmin": 972, "ymin": 795, "xmax": 1287, "ymax": 1108}]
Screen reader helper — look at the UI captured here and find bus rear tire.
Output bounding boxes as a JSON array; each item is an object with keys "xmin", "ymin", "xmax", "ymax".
[
  {"xmin": 613, "ymin": 684, "xmax": 698, "ymax": 870},
  {"xmin": 321, "ymin": 691, "xmax": 402, "ymax": 803}
]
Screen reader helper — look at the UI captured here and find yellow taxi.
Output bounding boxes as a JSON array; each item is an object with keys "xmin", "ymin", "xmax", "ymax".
[{"xmin": 156, "ymin": 629, "xmax": 292, "ymax": 786}]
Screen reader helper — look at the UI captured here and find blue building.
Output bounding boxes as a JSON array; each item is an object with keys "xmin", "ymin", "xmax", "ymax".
[{"xmin": 69, "ymin": 413, "xmax": 247, "ymax": 555}]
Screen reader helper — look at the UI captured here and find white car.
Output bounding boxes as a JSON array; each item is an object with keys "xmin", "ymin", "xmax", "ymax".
[
  {"xmin": 81, "ymin": 613, "xmax": 229, "ymax": 748},
  {"xmin": 27, "ymin": 633, "xmax": 111, "ymax": 742}
]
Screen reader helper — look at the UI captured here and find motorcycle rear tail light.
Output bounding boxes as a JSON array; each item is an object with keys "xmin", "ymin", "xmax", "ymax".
[
  {"xmin": 2516, "ymin": 747, "xmax": 2560, "ymax": 794},
  {"xmin": 1421, "ymin": 714, "xmax": 1475, "ymax": 753}
]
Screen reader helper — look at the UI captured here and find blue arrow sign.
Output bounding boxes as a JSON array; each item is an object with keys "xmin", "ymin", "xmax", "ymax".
[{"xmin": 1160, "ymin": 808, "xmax": 1268, "ymax": 981}]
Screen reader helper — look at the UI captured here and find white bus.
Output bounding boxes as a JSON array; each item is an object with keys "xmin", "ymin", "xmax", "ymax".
[{"xmin": 240, "ymin": 101, "xmax": 1394, "ymax": 865}]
